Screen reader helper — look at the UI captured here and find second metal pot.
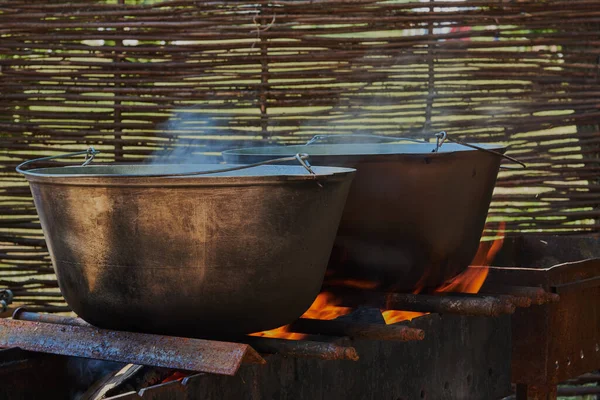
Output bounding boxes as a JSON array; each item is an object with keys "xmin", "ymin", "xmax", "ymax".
[{"xmin": 223, "ymin": 134, "xmax": 511, "ymax": 292}]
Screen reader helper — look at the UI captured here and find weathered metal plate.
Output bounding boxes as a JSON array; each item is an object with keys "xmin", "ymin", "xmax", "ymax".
[
  {"xmin": 487, "ymin": 243, "xmax": 600, "ymax": 388},
  {"xmin": 104, "ymin": 314, "xmax": 513, "ymax": 400},
  {"xmin": 0, "ymin": 318, "xmax": 264, "ymax": 376}
]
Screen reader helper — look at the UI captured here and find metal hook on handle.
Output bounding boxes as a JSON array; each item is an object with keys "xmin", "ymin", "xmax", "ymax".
[
  {"xmin": 82, "ymin": 147, "xmax": 99, "ymax": 166},
  {"xmin": 295, "ymin": 153, "xmax": 316, "ymax": 175},
  {"xmin": 295, "ymin": 153, "xmax": 323, "ymax": 187},
  {"xmin": 16, "ymin": 146, "xmax": 101, "ymax": 174},
  {"xmin": 433, "ymin": 131, "xmax": 447, "ymax": 153}
]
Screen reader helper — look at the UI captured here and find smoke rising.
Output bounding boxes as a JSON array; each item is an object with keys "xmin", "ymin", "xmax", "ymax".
[{"xmin": 147, "ymin": 107, "xmax": 268, "ymax": 165}]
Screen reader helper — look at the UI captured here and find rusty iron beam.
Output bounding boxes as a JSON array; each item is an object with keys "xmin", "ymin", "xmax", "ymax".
[
  {"xmin": 13, "ymin": 309, "xmax": 358, "ymax": 362},
  {"xmin": 327, "ymin": 287, "xmax": 516, "ymax": 316},
  {"xmin": 244, "ymin": 336, "xmax": 359, "ymax": 361},
  {"xmin": 13, "ymin": 308, "xmax": 89, "ymax": 327},
  {"xmin": 497, "ymin": 294, "xmax": 532, "ymax": 308},
  {"xmin": 383, "ymin": 293, "xmax": 516, "ymax": 316},
  {"xmin": 441, "ymin": 292, "xmax": 533, "ymax": 310},
  {"xmin": 2, "ymin": 317, "xmax": 265, "ymax": 376},
  {"xmin": 480, "ymin": 284, "xmax": 559, "ymax": 305},
  {"xmin": 287, "ymin": 318, "xmax": 424, "ymax": 342},
  {"xmin": 335, "ymin": 291, "xmax": 516, "ymax": 317}
]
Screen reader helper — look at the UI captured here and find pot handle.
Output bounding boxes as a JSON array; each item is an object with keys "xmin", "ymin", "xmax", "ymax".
[
  {"xmin": 16, "ymin": 147, "xmax": 101, "ymax": 174},
  {"xmin": 306, "ymin": 132, "xmax": 526, "ymax": 168},
  {"xmin": 154, "ymin": 153, "xmax": 319, "ymax": 178},
  {"xmin": 434, "ymin": 131, "xmax": 526, "ymax": 169},
  {"xmin": 306, "ymin": 134, "xmax": 428, "ymax": 145},
  {"xmin": 16, "ymin": 147, "xmax": 321, "ymax": 178}
]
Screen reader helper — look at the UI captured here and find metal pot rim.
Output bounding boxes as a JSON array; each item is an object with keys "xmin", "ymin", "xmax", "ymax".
[{"xmin": 21, "ymin": 164, "xmax": 356, "ymax": 186}]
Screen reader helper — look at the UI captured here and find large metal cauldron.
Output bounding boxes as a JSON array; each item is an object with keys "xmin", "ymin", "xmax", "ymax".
[
  {"xmin": 223, "ymin": 133, "xmax": 518, "ymax": 292},
  {"xmin": 17, "ymin": 152, "xmax": 355, "ymax": 337}
]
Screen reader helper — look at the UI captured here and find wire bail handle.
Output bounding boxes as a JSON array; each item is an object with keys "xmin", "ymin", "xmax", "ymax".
[
  {"xmin": 16, "ymin": 147, "xmax": 321, "ymax": 182},
  {"xmin": 16, "ymin": 146, "xmax": 101, "ymax": 174},
  {"xmin": 433, "ymin": 131, "xmax": 526, "ymax": 169}
]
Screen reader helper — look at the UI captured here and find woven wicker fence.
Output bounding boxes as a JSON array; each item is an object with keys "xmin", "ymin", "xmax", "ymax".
[{"xmin": 1, "ymin": 0, "xmax": 600, "ymax": 310}]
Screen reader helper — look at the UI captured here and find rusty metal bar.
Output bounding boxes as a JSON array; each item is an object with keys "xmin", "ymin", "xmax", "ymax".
[
  {"xmin": 13, "ymin": 309, "xmax": 358, "ymax": 362},
  {"xmin": 326, "ymin": 286, "xmax": 516, "ymax": 317},
  {"xmin": 340, "ymin": 291, "xmax": 515, "ymax": 317},
  {"xmin": 497, "ymin": 294, "xmax": 532, "ymax": 308},
  {"xmin": 287, "ymin": 318, "xmax": 424, "ymax": 342},
  {"xmin": 3, "ymin": 317, "xmax": 265, "ymax": 376},
  {"xmin": 480, "ymin": 284, "xmax": 560, "ymax": 305},
  {"xmin": 13, "ymin": 308, "xmax": 89, "ymax": 327},
  {"xmin": 442, "ymin": 292, "xmax": 532, "ymax": 309},
  {"xmin": 244, "ymin": 336, "xmax": 359, "ymax": 361},
  {"xmin": 383, "ymin": 293, "xmax": 515, "ymax": 316}
]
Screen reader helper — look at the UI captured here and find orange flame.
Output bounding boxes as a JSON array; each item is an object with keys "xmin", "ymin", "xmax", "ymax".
[
  {"xmin": 250, "ymin": 292, "xmax": 352, "ymax": 340},
  {"xmin": 250, "ymin": 325, "xmax": 305, "ymax": 340},
  {"xmin": 301, "ymin": 292, "xmax": 353, "ymax": 320},
  {"xmin": 382, "ymin": 222, "xmax": 506, "ymax": 324},
  {"xmin": 254, "ymin": 222, "xmax": 506, "ymax": 336},
  {"xmin": 161, "ymin": 371, "xmax": 190, "ymax": 384},
  {"xmin": 435, "ymin": 222, "xmax": 506, "ymax": 294},
  {"xmin": 381, "ymin": 309, "xmax": 425, "ymax": 324}
]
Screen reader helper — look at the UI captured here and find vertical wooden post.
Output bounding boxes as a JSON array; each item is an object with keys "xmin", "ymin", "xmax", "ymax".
[
  {"xmin": 258, "ymin": 4, "xmax": 269, "ymax": 141},
  {"xmin": 424, "ymin": 1, "xmax": 435, "ymax": 136},
  {"xmin": 113, "ymin": 0, "xmax": 125, "ymax": 162},
  {"xmin": 563, "ymin": 25, "xmax": 600, "ymax": 224}
]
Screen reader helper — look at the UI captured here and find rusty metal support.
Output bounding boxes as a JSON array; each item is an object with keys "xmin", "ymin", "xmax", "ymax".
[
  {"xmin": 244, "ymin": 336, "xmax": 359, "ymax": 361},
  {"xmin": 13, "ymin": 308, "xmax": 89, "ymax": 327},
  {"xmin": 488, "ymin": 259, "xmax": 600, "ymax": 393},
  {"xmin": 287, "ymin": 318, "xmax": 424, "ymax": 342},
  {"xmin": 480, "ymin": 284, "xmax": 559, "ymax": 305},
  {"xmin": 326, "ymin": 286, "xmax": 516, "ymax": 317},
  {"xmin": 442, "ymin": 292, "xmax": 532, "ymax": 310},
  {"xmin": 12, "ymin": 309, "xmax": 359, "ymax": 362},
  {"xmin": 3, "ymin": 316, "xmax": 264, "ymax": 376},
  {"xmin": 337, "ymin": 291, "xmax": 516, "ymax": 317},
  {"xmin": 498, "ymin": 294, "xmax": 532, "ymax": 308},
  {"xmin": 383, "ymin": 293, "xmax": 515, "ymax": 316}
]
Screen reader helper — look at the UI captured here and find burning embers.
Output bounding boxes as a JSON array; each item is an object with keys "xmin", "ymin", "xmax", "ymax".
[
  {"xmin": 254, "ymin": 223, "xmax": 506, "ymax": 338},
  {"xmin": 251, "ymin": 293, "xmax": 353, "ymax": 340}
]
